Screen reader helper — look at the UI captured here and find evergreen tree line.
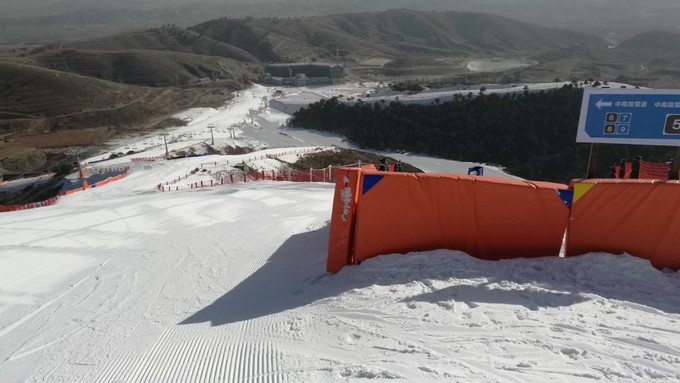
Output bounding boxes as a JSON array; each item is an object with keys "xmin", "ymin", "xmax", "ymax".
[{"xmin": 290, "ymin": 85, "xmax": 676, "ymax": 183}]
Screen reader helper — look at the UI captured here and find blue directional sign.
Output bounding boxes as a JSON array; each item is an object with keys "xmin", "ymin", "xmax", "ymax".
[{"xmin": 577, "ymin": 88, "xmax": 680, "ymax": 146}]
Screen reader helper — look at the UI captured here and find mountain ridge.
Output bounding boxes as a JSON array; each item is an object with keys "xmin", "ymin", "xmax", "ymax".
[
  {"xmin": 1, "ymin": 9, "xmax": 677, "ymax": 177},
  {"xmin": 192, "ymin": 10, "xmax": 608, "ymax": 63}
]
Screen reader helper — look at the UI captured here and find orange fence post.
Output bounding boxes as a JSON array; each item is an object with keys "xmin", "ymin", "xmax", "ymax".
[{"xmin": 327, "ymin": 168, "xmax": 362, "ymax": 273}]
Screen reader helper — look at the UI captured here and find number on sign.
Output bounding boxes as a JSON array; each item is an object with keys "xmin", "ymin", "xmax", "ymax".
[{"xmin": 663, "ymin": 114, "xmax": 680, "ymax": 135}]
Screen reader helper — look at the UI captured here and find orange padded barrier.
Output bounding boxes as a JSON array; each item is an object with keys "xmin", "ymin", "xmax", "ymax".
[
  {"xmin": 327, "ymin": 168, "xmax": 570, "ymax": 272},
  {"xmin": 567, "ymin": 179, "xmax": 680, "ymax": 270}
]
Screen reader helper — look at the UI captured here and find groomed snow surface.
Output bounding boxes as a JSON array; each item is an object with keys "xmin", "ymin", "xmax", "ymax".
[{"xmin": 2, "ymin": 83, "xmax": 680, "ymax": 382}]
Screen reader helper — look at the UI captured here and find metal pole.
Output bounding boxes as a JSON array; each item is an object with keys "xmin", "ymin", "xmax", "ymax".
[
  {"xmin": 162, "ymin": 134, "xmax": 169, "ymax": 158},
  {"xmin": 209, "ymin": 126, "xmax": 215, "ymax": 145},
  {"xmin": 670, "ymin": 148, "xmax": 680, "ymax": 180},
  {"xmin": 76, "ymin": 152, "xmax": 84, "ymax": 178},
  {"xmin": 585, "ymin": 143, "xmax": 599, "ymax": 179}
]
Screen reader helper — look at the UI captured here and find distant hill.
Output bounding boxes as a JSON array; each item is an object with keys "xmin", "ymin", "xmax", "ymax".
[
  {"xmin": 0, "ymin": 2, "xmax": 349, "ymax": 44},
  {"xmin": 0, "ymin": 59, "xmax": 250, "ymax": 175},
  {"xmin": 606, "ymin": 30, "xmax": 680, "ymax": 79},
  {"xmin": 192, "ymin": 10, "xmax": 608, "ymax": 63},
  {"xmin": 0, "ymin": 60, "xmax": 152, "ymax": 131},
  {"xmin": 3, "ymin": 25, "xmax": 262, "ymax": 131},
  {"xmin": 29, "ymin": 26, "xmax": 260, "ymax": 87},
  {"xmin": 56, "ymin": 26, "xmax": 258, "ymax": 62},
  {"xmin": 3, "ymin": 0, "xmax": 679, "ymax": 44},
  {"xmin": 616, "ymin": 30, "xmax": 680, "ymax": 56},
  {"xmin": 0, "ymin": 59, "xmax": 243, "ymax": 134}
]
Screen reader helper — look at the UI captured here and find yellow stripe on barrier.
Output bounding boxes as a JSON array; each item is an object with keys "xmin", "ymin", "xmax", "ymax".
[{"xmin": 572, "ymin": 183, "xmax": 596, "ymax": 204}]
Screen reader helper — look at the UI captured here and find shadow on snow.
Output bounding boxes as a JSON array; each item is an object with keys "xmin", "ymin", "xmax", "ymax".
[{"xmin": 181, "ymin": 224, "xmax": 680, "ymax": 326}]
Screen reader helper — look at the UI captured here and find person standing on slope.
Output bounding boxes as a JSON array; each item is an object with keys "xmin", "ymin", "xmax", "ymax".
[
  {"xmin": 378, "ymin": 158, "xmax": 388, "ymax": 171},
  {"xmin": 394, "ymin": 160, "xmax": 402, "ymax": 172}
]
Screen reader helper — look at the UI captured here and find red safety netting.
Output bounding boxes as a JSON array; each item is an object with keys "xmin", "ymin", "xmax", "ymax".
[
  {"xmin": 612, "ymin": 160, "xmax": 669, "ymax": 180},
  {"xmin": 639, "ymin": 160, "xmax": 670, "ymax": 180},
  {"xmin": 0, "ymin": 196, "xmax": 61, "ymax": 212},
  {"xmin": 160, "ymin": 167, "xmax": 341, "ymax": 191}
]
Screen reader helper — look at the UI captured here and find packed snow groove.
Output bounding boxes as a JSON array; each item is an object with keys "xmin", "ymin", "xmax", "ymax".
[{"xmin": 93, "ymin": 294, "xmax": 289, "ymax": 380}]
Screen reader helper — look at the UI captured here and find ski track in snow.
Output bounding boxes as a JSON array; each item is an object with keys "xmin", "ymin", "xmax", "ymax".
[
  {"xmin": 2, "ymin": 83, "xmax": 680, "ymax": 382},
  {"xmin": 1, "ymin": 178, "xmax": 337, "ymax": 382}
]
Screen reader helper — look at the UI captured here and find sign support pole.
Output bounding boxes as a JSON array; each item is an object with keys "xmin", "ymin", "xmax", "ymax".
[
  {"xmin": 585, "ymin": 143, "xmax": 599, "ymax": 179},
  {"xmin": 670, "ymin": 148, "xmax": 680, "ymax": 180}
]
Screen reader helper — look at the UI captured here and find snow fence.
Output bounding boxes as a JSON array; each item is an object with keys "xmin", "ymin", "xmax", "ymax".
[
  {"xmin": 328, "ymin": 168, "xmax": 680, "ymax": 273},
  {"xmin": 0, "ymin": 196, "xmax": 61, "ymax": 212},
  {"xmin": 0, "ymin": 168, "xmax": 129, "ymax": 213},
  {"xmin": 157, "ymin": 168, "xmax": 336, "ymax": 191},
  {"xmin": 61, "ymin": 168, "xmax": 130, "ymax": 195}
]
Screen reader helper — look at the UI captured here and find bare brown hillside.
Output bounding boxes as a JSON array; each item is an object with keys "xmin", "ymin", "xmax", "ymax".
[
  {"xmin": 52, "ymin": 25, "xmax": 259, "ymax": 63},
  {"xmin": 32, "ymin": 49, "xmax": 258, "ymax": 87},
  {"xmin": 0, "ymin": 24, "xmax": 264, "ymax": 176},
  {"xmin": 0, "ymin": 60, "xmax": 253, "ymax": 176},
  {"xmin": 30, "ymin": 25, "xmax": 261, "ymax": 87},
  {"xmin": 0, "ymin": 60, "xmax": 244, "ymax": 134}
]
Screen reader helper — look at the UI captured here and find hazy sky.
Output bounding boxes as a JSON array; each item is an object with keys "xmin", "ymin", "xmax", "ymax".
[
  {"xmin": 0, "ymin": 0, "xmax": 185, "ymax": 15},
  {"xmin": 2, "ymin": 0, "xmax": 677, "ymax": 17}
]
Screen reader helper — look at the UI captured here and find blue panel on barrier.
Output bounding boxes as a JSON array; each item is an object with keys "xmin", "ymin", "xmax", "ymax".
[
  {"xmin": 557, "ymin": 190, "xmax": 573, "ymax": 209},
  {"xmin": 362, "ymin": 174, "xmax": 384, "ymax": 195}
]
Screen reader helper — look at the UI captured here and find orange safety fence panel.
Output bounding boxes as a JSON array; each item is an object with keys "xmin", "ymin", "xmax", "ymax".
[
  {"xmin": 350, "ymin": 171, "xmax": 570, "ymax": 267},
  {"xmin": 327, "ymin": 168, "xmax": 362, "ymax": 272},
  {"xmin": 567, "ymin": 179, "xmax": 680, "ymax": 270}
]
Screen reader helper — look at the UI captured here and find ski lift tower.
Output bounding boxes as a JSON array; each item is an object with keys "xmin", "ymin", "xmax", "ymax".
[{"xmin": 68, "ymin": 147, "xmax": 86, "ymax": 178}]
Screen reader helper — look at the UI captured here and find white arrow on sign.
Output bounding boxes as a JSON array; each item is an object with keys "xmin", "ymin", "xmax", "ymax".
[{"xmin": 595, "ymin": 99, "xmax": 612, "ymax": 110}]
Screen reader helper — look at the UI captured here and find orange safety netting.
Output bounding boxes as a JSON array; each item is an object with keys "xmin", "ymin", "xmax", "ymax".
[
  {"xmin": 612, "ymin": 160, "xmax": 669, "ymax": 180},
  {"xmin": 639, "ymin": 160, "xmax": 670, "ymax": 180}
]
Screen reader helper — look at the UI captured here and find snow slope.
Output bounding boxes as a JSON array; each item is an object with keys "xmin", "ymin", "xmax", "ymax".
[{"xmin": 2, "ymin": 83, "xmax": 680, "ymax": 382}]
